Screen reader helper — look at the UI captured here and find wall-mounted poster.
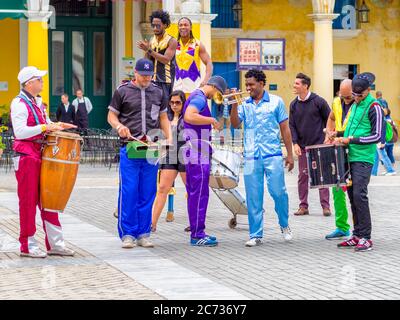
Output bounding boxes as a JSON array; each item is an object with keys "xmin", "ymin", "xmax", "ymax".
[
  {"xmin": 238, "ymin": 40, "xmax": 261, "ymax": 66},
  {"xmin": 237, "ymin": 38, "xmax": 285, "ymax": 71}
]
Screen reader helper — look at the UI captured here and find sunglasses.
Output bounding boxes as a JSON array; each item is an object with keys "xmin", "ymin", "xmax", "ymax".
[
  {"xmin": 340, "ymin": 95, "xmax": 353, "ymax": 100},
  {"xmin": 27, "ymin": 77, "xmax": 43, "ymax": 83},
  {"xmin": 169, "ymin": 101, "xmax": 182, "ymax": 105},
  {"xmin": 151, "ymin": 23, "xmax": 162, "ymax": 29},
  {"xmin": 352, "ymin": 92, "xmax": 364, "ymax": 97}
]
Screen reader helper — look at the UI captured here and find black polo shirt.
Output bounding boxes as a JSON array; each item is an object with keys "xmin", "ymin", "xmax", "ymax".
[{"xmin": 108, "ymin": 81, "xmax": 167, "ymax": 140}]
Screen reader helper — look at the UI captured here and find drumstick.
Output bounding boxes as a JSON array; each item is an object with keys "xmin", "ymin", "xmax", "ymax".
[{"xmin": 127, "ymin": 134, "xmax": 151, "ymax": 147}]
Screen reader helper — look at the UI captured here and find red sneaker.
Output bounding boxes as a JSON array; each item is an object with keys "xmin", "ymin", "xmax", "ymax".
[
  {"xmin": 337, "ymin": 236, "xmax": 359, "ymax": 248},
  {"xmin": 355, "ymin": 238, "xmax": 373, "ymax": 252}
]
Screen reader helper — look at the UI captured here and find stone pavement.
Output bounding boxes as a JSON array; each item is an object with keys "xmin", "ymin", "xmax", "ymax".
[{"xmin": 1, "ymin": 161, "xmax": 400, "ymax": 300}]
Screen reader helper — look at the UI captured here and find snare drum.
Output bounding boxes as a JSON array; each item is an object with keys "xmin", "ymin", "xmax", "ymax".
[
  {"xmin": 305, "ymin": 144, "xmax": 350, "ymax": 189},
  {"xmin": 209, "ymin": 149, "xmax": 241, "ymax": 190}
]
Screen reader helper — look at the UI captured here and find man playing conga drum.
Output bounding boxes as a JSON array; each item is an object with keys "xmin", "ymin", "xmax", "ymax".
[{"xmin": 10, "ymin": 66, "xmax": 76, "ymax": 258}]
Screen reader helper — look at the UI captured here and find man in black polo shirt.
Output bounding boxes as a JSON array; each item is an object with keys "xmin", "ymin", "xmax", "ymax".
[{"xmin": 107, "ymin": 58, "xmax": 171, "ymax": 249}]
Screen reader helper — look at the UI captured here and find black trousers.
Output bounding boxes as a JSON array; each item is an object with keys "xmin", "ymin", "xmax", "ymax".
[
  {"xmin": 153, "ymin": 81, "xmax": 173, "ymax": 119},
  {"xmin": 347, "ymin": 161, "xmax": 373, "ymax": 239}
]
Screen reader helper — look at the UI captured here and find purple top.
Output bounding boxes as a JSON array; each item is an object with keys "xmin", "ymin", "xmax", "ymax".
[{"xmin": 182, "ymin": 89, "xmax": 212, "ymax": 159}]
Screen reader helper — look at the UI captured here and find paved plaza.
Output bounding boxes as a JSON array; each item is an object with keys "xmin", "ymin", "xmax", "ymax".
[{"xmin": 1, "ymin": 160, "xmax": 400, "ymax": 300}]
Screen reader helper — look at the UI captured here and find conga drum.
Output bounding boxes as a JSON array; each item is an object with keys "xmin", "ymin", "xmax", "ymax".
[{"xmin": 40, "ymin": 131, "xmax": 83, "ymax": 212}]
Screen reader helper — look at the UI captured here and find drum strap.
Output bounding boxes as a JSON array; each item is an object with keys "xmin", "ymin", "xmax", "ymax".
[
  {"xmin": 215, "ymin": 177, "xmax": 225, "ymax": 189},
  {"xmin": 188, "ymin": 139, "xmax": 239, "ymax": 176},
  {"xmin": 18, "ymin": 95, "xmax": 41, "ymax": 126}
]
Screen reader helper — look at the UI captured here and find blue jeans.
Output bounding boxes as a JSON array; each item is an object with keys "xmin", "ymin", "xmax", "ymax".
[
  {"xmin": 385, "ymin": 143, "xmax": 395, "ymax": 164},
  {"xmin": 371, "ymin": 146, "xmax": 395, "ymax": 176},
  {"xmin": 243, "ymin": 156, "xmax": 289, "ymax": 239}
]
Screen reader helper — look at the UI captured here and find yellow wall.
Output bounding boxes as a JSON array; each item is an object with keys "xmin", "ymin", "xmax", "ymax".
[
  {"xmin": 167, "ymin": 23, "xmax": 201, "ymax": 40},
  {"xmin": 212, "ymin": 0, "xmax": 315, "ymax": 109},
  {"xmin": 125, "ymin": 0, "xmax": 133, "ymax": 57},
  {"xmin": 334, "ymin": 1, "xmax": 400, "ymax": 122},
  {"xmin": 0, "ymin": 19, "xmax": 20, "ymax": 109},
  {"xmin": 27, "ymin": 21, "xmax": 49, "ymax": 109},
  {"xmin": 212, "ymin": 0, "xmax": 400, "ymax": 121}
]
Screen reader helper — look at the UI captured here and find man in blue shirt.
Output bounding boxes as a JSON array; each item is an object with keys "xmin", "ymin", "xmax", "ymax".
[{"xmin": 231, "ymin": 69, "xmax": 294, "ymax": 247}]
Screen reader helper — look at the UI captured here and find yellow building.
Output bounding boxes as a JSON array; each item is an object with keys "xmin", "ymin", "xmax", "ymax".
[
  {"xmin": 0, "ymin": 0, "xmax": 399, "ymax": 127},
  {"xmin": 0, "ymin": 0, "xmax": 216, "ymax": 128},
  {"xmin": 212, "ymin": 0, "xmax": 400, "ymax": 122}
]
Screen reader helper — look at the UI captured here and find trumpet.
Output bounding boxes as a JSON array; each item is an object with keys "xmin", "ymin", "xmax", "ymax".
[{"xmin": 213, "ymin": 90, "xmax": 250, "ymax": 105}]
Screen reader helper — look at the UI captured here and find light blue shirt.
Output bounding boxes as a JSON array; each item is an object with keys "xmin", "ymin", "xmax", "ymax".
[{"xmin": 238, "ymin": 90, "xmax": 288, "ymax": 159}]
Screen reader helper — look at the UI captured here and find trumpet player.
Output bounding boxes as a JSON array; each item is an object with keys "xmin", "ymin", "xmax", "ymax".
[
  {"xmin": 182, "ymin": 75, "xmax": 226, "ymax": 247},
  {"xmin": 230, "ymin": 69, "xmax": 294, "ymax": 247}
]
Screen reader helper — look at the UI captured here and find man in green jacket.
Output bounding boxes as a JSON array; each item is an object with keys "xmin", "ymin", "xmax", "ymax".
[{"xmin": 335, "ymin": 72, "xmax": 384, "ymax": 252}]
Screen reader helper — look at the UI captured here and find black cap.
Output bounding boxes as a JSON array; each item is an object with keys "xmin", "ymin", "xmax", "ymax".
[
  {"xmin": 352, "ymin": 72, "xmax": 375, "ymax": 94},
  {"xmin": 207, "ymin": 76, "xmax": 228, "ymax": 94},
  {"xmin": 135, "ymin": 58, "xmax": 154, "ymax": 76}
]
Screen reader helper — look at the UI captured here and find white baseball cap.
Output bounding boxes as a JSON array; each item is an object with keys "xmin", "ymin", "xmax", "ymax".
[{"xmin": 17, "ymin": 66, "xmax": 47, "ymax": 84}]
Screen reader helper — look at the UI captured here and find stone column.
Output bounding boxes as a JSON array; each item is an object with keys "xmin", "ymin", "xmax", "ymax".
[
  {"xmin": 309, "ymin": 1, "xmax": 339, "ymax": 103},
  {"xmin": 25, "ymin": 0, "xmax": 52, "ymax": 108}
]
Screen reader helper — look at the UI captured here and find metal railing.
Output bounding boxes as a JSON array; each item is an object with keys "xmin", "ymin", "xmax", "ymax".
[
  {"xmin": 0, "ymin": 128, "xmax": 246, "ymax": 171},
  {"xmin": 0, "ymin": 130, "xmax": 14, "ymax": 172},
  {"xmin": 0, "ymin": 128, "xmax": 121, "ymax": 171},
  {"xmin": 80, "ymin": 129, "xmax": 120, "ymax": 168}
]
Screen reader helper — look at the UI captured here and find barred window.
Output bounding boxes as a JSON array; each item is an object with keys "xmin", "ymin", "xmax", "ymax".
[
  {"xmin": 211, "ymin": 0, "xmax": 241, "ymax": 29},
  {"xmin": 50, "ymin": 0, "xmax": 110, "ymax": 17}
]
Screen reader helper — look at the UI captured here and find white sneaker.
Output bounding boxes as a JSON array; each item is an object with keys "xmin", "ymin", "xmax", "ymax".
[
  {"xmin": 137, "ymin": 237, "xmax": 154, "ymax": 248},
  {"xmin": 121, "ymin": 236, "xmax": 136, "ymax": 249},
  {"xmin": 385, "ymin": 171, "xmax": 397, "ymax": 176},
  {"xmin": 281, "ymin": 226, "xmax": 293, "ymax": 242},
  {"xmin": 47, "ymin": 247, "xmax": 75, "ymax": 256},
  {"xmin": 20, "ymin": 248, "xmax": 47, "ymax": 258},
  {"xmin": 245, "ymin": 238, "xmax": 263, "ymax": 247}
]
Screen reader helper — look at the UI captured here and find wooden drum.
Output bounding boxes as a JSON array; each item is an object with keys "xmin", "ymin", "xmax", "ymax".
[{"xmin": 40, "ymin": 131, "xmax": 83, "ymax": 212}]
